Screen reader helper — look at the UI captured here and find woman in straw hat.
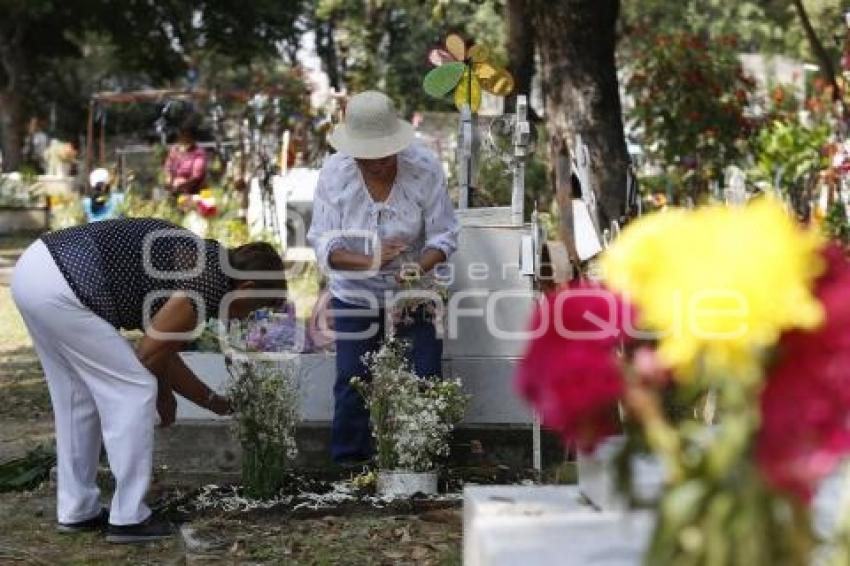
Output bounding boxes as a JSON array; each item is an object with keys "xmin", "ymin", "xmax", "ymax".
[{"xmin": 307, "ymin": 90, "xmax": 460, "ymax": 464}]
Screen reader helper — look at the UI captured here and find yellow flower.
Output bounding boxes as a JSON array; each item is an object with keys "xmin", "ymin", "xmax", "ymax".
[{"xmin": 601, "ymin": 199, "xmax": 825, "ymax": 381}]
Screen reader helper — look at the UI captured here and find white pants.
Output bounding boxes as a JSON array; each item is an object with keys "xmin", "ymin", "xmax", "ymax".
[{"xmin": 11, "ymin": 240, "xmax": 156, "ymax": 526}]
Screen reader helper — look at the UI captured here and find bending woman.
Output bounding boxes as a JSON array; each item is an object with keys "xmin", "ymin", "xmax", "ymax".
[
  {"xmin": 307, "ymin": 91, "xmax": 459, "ymax": 464},
  {"xmin": 12, "ymin": 218, "xmax": 286, "ymax": 542}
]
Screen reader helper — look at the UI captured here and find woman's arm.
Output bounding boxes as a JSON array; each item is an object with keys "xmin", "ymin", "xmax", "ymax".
[
  {"xmin": 163, "ymin": 149, "xmax": 175, "ymax": 189},
  {"xmin": 308, "ymin": 167, "xmax": 406, "ymax": 273},
  {"xmin": 136, "ymin": 294, "xmax": 230, "ymax": 416},
  {"xmin": 419, "ymin": 166, "xmax": 459, "ymax": 270},
  {"xmin": 329, "ymin": 243, "xmax": 406, "ymax": 271},
  {"xmin": 418, "ymin": 247, "xmax": 446, "ymax": 273}
]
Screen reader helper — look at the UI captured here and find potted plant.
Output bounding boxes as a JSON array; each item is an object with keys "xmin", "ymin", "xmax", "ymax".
[
  {"xmin": 226, "ymin": 359, "xmax": 299, "ymax": 499},
  {"xmin": 351, "ymin": 339, "xmax": 467, "ymax": 498}
]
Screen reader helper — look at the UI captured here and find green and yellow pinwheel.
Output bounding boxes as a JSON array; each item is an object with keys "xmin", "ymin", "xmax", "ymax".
[{"xmin": 423, "ymin": 33, "xmax": 515, "ymax": 112}]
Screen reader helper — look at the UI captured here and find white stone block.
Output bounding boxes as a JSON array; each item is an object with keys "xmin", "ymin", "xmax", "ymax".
[
  {"xmin": 177, "ymin": 352, "xmax": 336, "ymax": 422},
  {"xmin": 176, "ymin": 352, "xmax": 231, "ymax": 421},
  {"xmin": 464, "ymin": 485, "xmax": 653, "ymax": 566},
  {"xmin": 577, "ymin": 436, "xmax": 664, "ymax": 511},
  {"xmin": 179, "ymin": 352, "xmax": 536, "ymax": 425}
]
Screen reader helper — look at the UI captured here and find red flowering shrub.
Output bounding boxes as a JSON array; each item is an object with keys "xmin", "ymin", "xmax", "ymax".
[
  {"xmin": 757, "ymin": 245, "xmax": 850, "ymax": 501},
  {"xmin": 515, "ymin": 284, "xmax": 634, "ymax": 452},
  {"xmin": 625, "ymin": 30, "xmax": 755, "ymax": 200}
]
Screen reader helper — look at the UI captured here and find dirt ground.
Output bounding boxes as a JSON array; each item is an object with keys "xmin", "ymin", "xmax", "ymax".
[
  {"xmin": 0, "ymin": 235, "xmax": 462, "ymax": 564},
  {"xmin": 0, "ymin": 484, "xmax": 462, "ymax": 565}
]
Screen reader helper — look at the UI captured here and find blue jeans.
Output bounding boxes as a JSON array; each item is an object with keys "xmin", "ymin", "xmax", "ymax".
[{"xmin": 330, "ymin": 297, "xmax": 443, "ymax": 463}]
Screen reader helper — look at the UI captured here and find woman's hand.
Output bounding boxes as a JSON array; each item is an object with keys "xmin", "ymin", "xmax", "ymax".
[
  {"xmin": 379, "ymin": 239, "xmax": 407, "ymax": 266},
  {"xmin": 208, "ymin": 394, "xmax": 233, "ymax": 416},
  {"xmin": 137, "ymin": 295, "xmax": 227, "ymax": 414},
  {"xmin": 156, "ymin": 381, "xmax": 177, "ymax": 427}
]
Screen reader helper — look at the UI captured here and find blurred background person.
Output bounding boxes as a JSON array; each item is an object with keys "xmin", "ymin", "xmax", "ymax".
[{"xmin": 163, "ymin": 113, "xmax": 207, "ymax": 195}]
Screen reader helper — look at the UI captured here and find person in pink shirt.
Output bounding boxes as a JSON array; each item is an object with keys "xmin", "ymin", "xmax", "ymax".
[{"xmin": 163, "ymin": 114, "xmax": 207, "ymax": 195}]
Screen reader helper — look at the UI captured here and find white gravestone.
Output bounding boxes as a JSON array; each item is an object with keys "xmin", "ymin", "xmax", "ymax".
[{"xmin": 463, "ymin": 485, "xmax": 653, "ymax": 566}]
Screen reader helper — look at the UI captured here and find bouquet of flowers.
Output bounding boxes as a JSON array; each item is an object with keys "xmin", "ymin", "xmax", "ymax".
[
  {"xmin": 351, "ymin": 339, "xmax": 467, "ymax": 472},
  {"xmin": 195, "ymin": 305, "xmax": 307, "ymax": 354},
  {"xmin": 517, "ymin": 198, "xmax": 850, "ymax": 565},
  {"xmin": 391, "ymin": 265, "xmax": 450, "ymax": 328},
  {"xmin": 243, "ymin": 304, "xmax": 304, "ymax": 353},
  {"xmin": 226, "ymin": 359, "xmax": 299, "ymax": 499}
]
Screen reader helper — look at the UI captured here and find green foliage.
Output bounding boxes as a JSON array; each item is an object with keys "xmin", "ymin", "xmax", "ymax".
[
  {"xmin": 1, "ymin": 1, "xmax": 308, "ymax": 153},
  {"xmin": 119, "ymin": 187, "xmax": 274, "ymax": 249},
  {"xmin": 621, "ymin": 0, "xmax": 845, "ymax": 65},
  {"xmin": 49, "ymin": 193, "xmax": 85, "ymax": 230},
  {"xmin": 618, "ymin": 375, "xmax": 818, "ymax": 565},
  {"xmin": 626, "ymin": 30, "xmax": 755, "ymax": 196},
  {"xmin": 315, "ymin": 0, "xmax": 505, "ymax": 114},
  {"xmin": 118, "ymin": 191, "xmax": 183, "ymax": 225},
  {"xmin": 646, "ymin": 440, "xmax": 814, "ymax": 565},
  {"xmin": 749, "ymin": 119, "xmax": 829, "ymax": 193},
  {"xmin": 0, "ymin": 445, "xmax": 56, "ymax": 493},
  {"xmin": 825, "ymin": 201, "xmax": 850, "ymax": 245},
  {"xmin": 96, "ymin": 0, "xmax": 306, "ymax": 77},
  {"xmin": 476, "ymin": 152, "xmax": 549, "ymax": 219}
]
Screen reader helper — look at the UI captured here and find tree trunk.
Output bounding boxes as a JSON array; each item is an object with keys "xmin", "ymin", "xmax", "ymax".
[
  {"xmin": 0, "ymin": 17, "xmax": 27, "ymax": 172},
  {"xmin": 316, "ymin": 16, "xmax": 342, "ymax": 91},
  {"xmin": 792, "ymin": 0, "xmax": 841, "ymax": 102},
  {"xmin": 0, "ymin": 90, "xmax": 24, "ymax": 172},
  {"xmin": 505, "ymin": 0, "xmax": 538, "ymax": 120},
  {"xmin": 528, "ymin": 0, "xmax": 628, "ymax": 227}
]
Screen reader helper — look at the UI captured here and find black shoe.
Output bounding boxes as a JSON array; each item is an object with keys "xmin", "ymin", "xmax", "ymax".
[
  {"xmin": 105, "ymin": 514, "xmax": 174, "ymax": 544},
  {"xmin": 57, "ymin": 507, "xmax": 109, "ymax": 534}
]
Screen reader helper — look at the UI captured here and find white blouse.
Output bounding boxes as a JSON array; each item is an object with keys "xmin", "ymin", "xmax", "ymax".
[{"xmin": 307, "ymin": 142, "xmax": 460, "ymax": 306}]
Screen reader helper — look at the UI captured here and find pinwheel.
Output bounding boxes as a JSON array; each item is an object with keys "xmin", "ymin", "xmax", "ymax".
[{"xmin": 423, "ymin": 33, "xmax": 515, "ymax": 112}]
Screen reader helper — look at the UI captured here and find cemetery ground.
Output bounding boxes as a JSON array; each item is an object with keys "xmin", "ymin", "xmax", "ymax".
[{"xmin": 0, "ymin": 235, "xmax": 463, "ymax": 565}]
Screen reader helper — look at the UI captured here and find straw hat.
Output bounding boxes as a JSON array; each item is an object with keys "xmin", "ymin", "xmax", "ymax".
[{"xmin": 328, "ymin": 91, "xmax": 415, "ymax": 159}]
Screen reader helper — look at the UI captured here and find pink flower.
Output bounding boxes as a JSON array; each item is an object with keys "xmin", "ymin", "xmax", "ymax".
[
  {"xmin": 757, "ymin": 245, "xmax": 850, "ymax": 502},
  {"xmin": 516, "ymin": 284, "xmax": 634, "ymax": 452}
]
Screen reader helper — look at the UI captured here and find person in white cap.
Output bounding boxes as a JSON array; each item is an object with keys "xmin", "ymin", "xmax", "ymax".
[
  {"xmin": 83, "ymin": 168, "xmax": 124, "ymax": 222},
  {"xmin": 307, "ymin": 90, "xmax": 460, "ymax": 464}
]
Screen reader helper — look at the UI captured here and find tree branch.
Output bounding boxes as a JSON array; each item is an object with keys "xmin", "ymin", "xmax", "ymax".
[{"xmin": 792, "ymin": 0, "xmax": 841, "ymax": 101}]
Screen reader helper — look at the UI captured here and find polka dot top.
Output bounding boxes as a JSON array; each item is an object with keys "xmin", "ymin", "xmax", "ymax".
[{"xmin": 41, "ymin": 218, "xmax": 232, "ymax": 330}]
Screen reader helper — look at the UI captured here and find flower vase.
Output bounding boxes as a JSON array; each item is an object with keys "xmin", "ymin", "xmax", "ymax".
[
  {"xmin": 241, "ymin": 441, "xmax": 286, "ymax": 500},
  {"xmin": 577, "ymin": 435, "xmax": 664, "ymax": 511},
  {"xmin": 377, "ymin": 470, "xmax": 438, "ymax": 498}
]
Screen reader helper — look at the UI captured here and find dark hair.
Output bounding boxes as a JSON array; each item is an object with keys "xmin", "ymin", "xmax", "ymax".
[
  {"xmin": 228, "ymin": 242, "xmax": 286, "ymax": 291},
  {"xmin": 178, "ymin": 113, "xmax": 202, "ymax": 140}
]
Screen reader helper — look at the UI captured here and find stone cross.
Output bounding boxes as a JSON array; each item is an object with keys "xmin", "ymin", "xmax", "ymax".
[
  {"xmin": 511, "ymin": 95, "xmax": 531, "ymax": 225},
  {"xmin": 457, "ymin": 105, "xmax": 476, "ymax": 209}
]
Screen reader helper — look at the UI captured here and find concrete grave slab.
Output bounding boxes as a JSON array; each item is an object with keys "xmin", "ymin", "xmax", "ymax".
[{"xmin": 463, "ymin": 485, "xmax": 652, "ymax": 566}]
